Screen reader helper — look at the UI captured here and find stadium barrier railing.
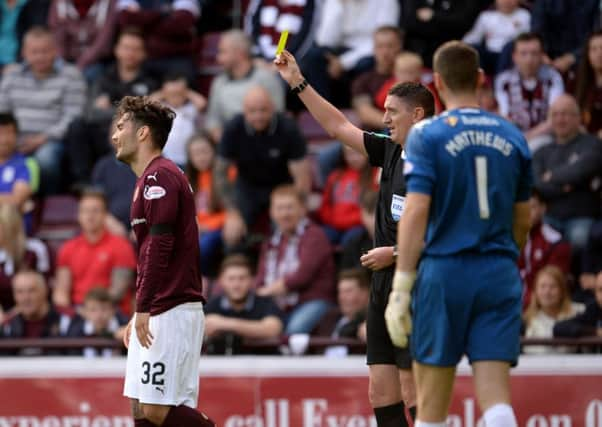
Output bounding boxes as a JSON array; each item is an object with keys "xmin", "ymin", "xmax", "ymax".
[{"xmin": 0, "ymin": 336, "xmax": 601, "ymax": 352}]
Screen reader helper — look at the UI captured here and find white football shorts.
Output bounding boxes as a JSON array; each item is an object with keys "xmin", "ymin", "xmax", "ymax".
[{"xmin": 123, "ymin": 302, "xmax": 205, "ymax": 407}]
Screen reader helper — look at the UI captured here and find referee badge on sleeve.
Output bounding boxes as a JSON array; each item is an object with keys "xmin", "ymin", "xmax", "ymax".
[{"xmin": 391, "ymin": 194, "xmax": 406, "ymax": 222}]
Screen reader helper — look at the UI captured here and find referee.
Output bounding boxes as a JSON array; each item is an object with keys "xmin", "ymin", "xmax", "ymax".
[{"xmin": 275, "ymin": 51, "xmax": 435, "ymax": 427}]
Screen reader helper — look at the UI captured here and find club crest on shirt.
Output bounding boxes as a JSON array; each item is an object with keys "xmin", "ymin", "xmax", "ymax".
[
  {"xmin": 144, "ymin": 185, "xmax": 166, "ymax": 200},
  {"xmin": 445, "ymin": 116, "xmax": 458, "ymax": 127}
]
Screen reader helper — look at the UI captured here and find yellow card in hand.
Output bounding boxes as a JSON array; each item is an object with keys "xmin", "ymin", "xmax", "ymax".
[{"xmin": 276, "ymin": 30, "xmax": 289, "ymax": 56}]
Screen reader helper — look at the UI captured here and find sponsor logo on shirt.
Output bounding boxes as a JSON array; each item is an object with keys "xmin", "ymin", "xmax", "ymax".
[
  {"xmin": 131, "ymin": 217, "xmax": 146, "ymax": 227},
  {"xmin": 460, "ymin": 115, "xmax": 500, "ymax": 126},
  {"xmin": 143, "ymin": 185, "xmax": 166, "ymax": 200},
  {"xmin": 146, "ymin": 172, "xmax": 159, "ymax": 182}
]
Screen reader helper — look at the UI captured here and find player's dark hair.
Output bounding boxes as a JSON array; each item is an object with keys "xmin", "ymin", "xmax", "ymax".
[
  {"xmin": 220, "ymin": 254, "xmax": 253, "ymax": 276},
  {"xmin": 115, "ymin": 96, "xmax": 175, "ymax": 150},
  {"xmin": 0, "ymin": 112, "xmax": 18, "ymax": 131},
  {"xmin": 84, "ymin": 287, "xmax": 113, "ymax": 305},
  {"xmin": 79, "ymin": 187, "xmax": 109, "ymax": 210},
  {"xmin": 433, "ymin": 41, "xmax": 480, "ymax": 93},
  {"xmin": 513, "ymin": 32, "xmax": 544, "ymax": 51},
  {"xmin": 359, "ymin": 190, "xmax": 378, "ymax": 214},
  {"xmin": 270, "ymin": 184, "xmax": 306, "ymax": 206},
  {"xmin": 388, "ymin": 82, "xmax": 435, "ymax": 118},
  {"xmin": 338, "ymin": 268, "xmax": 370, "ymax": 290}
]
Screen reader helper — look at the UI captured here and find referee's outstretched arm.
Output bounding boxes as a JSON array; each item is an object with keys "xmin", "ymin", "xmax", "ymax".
[{"xmin": 275, "ymin": 50, "xmax": 367, "ymax": 156}]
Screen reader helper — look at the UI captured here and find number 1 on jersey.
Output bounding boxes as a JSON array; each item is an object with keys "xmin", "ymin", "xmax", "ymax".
[{"xmin": 475, "ymin": 156, "xmax": 490, "ymax": 219}]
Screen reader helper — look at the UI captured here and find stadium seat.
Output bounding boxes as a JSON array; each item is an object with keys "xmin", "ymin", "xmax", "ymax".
[{"xmin": 35, "ymin": 195, "xmax": 80, "ymax": 241}]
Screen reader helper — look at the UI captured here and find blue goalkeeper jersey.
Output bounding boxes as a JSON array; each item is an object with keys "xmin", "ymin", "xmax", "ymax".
[{"xmin": 404, "ymin": 107, "xmax": 533, "ymax": 259}]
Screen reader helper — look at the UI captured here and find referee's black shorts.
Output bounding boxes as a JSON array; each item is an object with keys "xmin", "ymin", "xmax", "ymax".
[{"xmin": 366, "ymin": 267, "xmax": 412, "ymax": 370}]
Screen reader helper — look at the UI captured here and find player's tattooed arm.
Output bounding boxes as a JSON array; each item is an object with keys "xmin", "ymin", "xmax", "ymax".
[
  {"xmin": 213, "ymin": 156, "xmax": 237, "ymax": 209},
  {"xmin": 109, "ymin": 267, "xmax": 135, "ymax": 303}
]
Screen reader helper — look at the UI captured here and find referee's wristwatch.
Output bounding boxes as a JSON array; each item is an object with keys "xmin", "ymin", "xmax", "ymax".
[
  {"xmin": 292, "ymin": 78, "xmax": 308, "ymax": 94},
  {"xmin": 392, "ymin": 245, "xmax": 398, "ymax": 260}
]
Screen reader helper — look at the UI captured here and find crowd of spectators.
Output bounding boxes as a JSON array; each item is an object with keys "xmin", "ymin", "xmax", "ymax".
[{"xmin": 0, "ymin": 0, "xmax": 602, "ymax": 356}]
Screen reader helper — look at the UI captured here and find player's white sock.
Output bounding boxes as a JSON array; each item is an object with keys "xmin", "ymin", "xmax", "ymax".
[
  {"xmin": 415, "ymin": 421, "xmax": 446, "ymax": 427},
  {"xmin": 483, "ymin": 403, "xmax": 517, "ymax": 427}
]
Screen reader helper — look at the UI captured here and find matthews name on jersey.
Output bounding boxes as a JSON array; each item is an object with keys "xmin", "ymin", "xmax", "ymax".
[{"xmin": 404, "ymin": 108, "xmax": 533, "ymax": 259}]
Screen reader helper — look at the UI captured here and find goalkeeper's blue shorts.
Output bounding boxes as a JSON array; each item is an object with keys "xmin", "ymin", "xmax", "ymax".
[{"xmin": 411, "ymin": 252, "xmax": 522, "ymax": 367}]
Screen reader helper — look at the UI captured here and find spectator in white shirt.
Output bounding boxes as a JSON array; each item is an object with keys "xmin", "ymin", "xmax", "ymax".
[
  {"xmin": 299, "ymin": 0, "xmax": 399, "ymax": 102},
  {"xmin": 463, "ymin": 0, "xmax": 530, "ymax": 74}
]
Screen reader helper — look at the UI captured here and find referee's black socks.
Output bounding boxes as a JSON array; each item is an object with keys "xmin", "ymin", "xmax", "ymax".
[{"xmin": 374, "ymin": 401, "xmax": 414, "ymax": 427}]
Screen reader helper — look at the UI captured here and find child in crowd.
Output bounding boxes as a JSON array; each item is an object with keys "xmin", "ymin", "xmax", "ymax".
[
  {"xmin": 374, "ymin": 52, "xmax": 442, "ymax": 113},
  {"xmin": 463, "ymin": 0, "xmax": 531, "ymax": 74},
  {"xmin": 523, "ymin": 265, "xmax": 585, "ymax": 354},
  {"xmin": 151, "ymin": 74, "xmax": 207, "ymax": 167},
  {"xmin": 66, "ymin": 287, "xmax": 129, "ymax": 357},
  {"xmin": 185, "ymin": 134, "xmax": 235, "ymax": 277},
  {"xmin": 318, "ymin": 145, "xmax": 377, "ymax": 245}
]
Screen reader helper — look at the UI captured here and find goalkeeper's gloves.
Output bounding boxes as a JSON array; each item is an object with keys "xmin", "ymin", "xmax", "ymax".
[{"xmin": 384, "ymin": 271, "xmax": 416, "ymax": 348}]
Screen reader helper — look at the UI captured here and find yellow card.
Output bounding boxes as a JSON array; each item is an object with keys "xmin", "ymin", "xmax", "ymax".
[{"xmin": 275, "ymin": 30, "xmax": 289, "ymax": 56}]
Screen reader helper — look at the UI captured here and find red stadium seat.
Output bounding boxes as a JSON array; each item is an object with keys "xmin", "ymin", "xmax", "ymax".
[{"xmin": 35, "ymin": 195, "xmax": 80, "ymax": 241}]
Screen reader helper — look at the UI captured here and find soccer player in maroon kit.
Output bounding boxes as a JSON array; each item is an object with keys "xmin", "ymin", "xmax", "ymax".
[{"xmin": 112, "ymin": 96, "xmax": 214, "ymax": 427}]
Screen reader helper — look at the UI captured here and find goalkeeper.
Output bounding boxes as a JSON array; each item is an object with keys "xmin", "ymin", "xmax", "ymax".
[
  {"xmin": 385, "ymin": 41, "xmax": 532, "ymax": 427},
  {"xmin": 275, "ymin": 50, "xmax": 434, "ymax": 427}
]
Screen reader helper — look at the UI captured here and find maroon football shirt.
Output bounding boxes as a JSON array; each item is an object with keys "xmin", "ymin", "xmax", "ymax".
[{"xmin": 130, "ymin": 156, "xmax": 204, "ymax": 315}]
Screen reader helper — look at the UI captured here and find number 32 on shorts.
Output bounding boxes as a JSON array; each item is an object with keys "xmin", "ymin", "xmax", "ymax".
[{"xmin": 141, "ymin": 361, "xmax": 165, "ymax": 385}]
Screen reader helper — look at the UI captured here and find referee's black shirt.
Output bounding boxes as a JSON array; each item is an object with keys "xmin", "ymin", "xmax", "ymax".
[{"xmin": 363, "ymin": 132, "xmax": 407, "ymax": 252}]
